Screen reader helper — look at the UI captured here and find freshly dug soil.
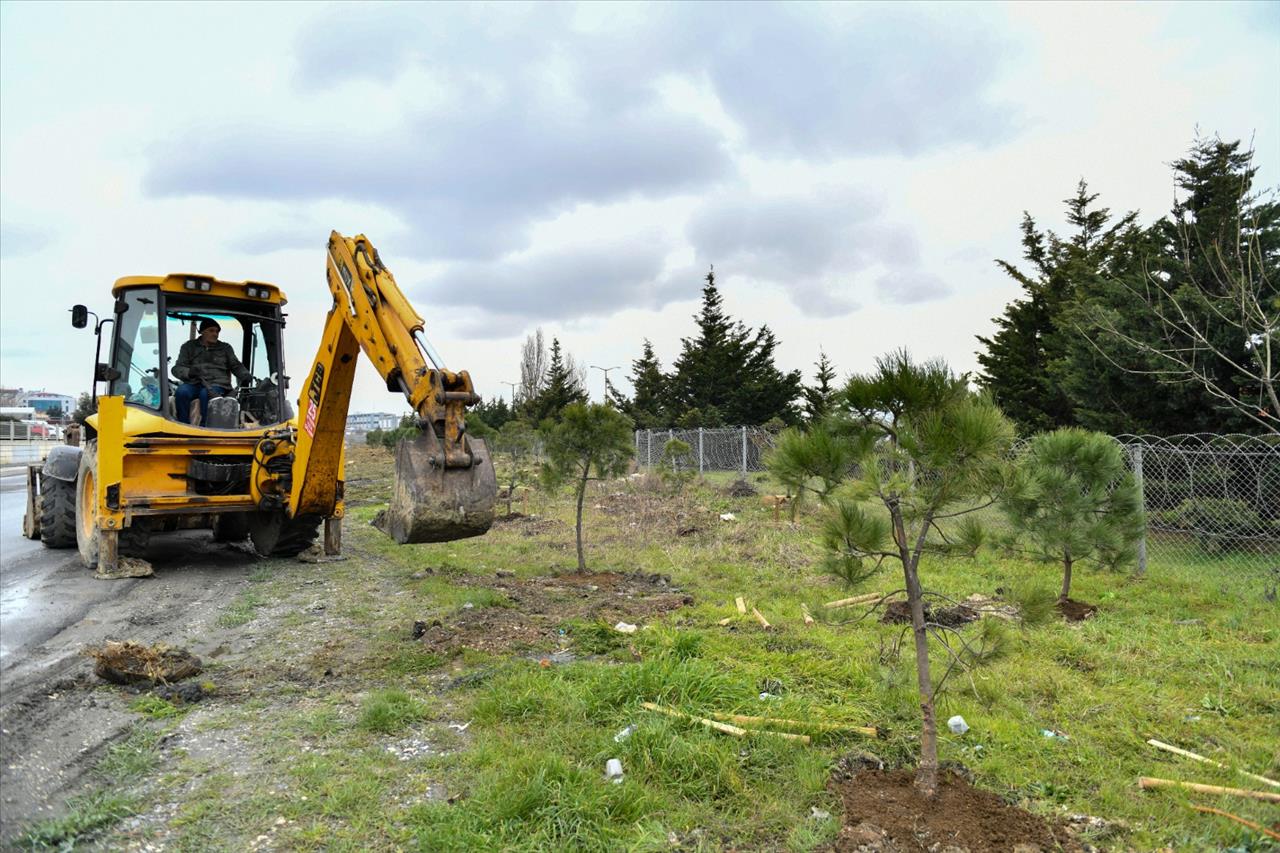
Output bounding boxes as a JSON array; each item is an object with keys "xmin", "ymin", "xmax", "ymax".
[
  {"xmin": 830, "ymin": 768, "xmax": 1080, "ymax": 852},
  {"xmin": 1056, "ymin": 598, "xmax": 1097, "ymax": 622},
  {"xmin": 880, "ymin": 601, "xmax": 980, "ymax": 628},
  {"xmin": 415, "ymin": 571, "xmax": 692, "ymax": 656},
  {"xmin": 727, "ymin": 479, "xmax": 758, "ymax": 497}
]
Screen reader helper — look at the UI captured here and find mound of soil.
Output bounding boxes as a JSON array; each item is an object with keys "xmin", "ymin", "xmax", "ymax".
[
  {"xmin": 415, "ymin": 571, "xmax": 692, "ymax": 656},
  {"xmin": 830, "ymin": 768, "xmax": 1080, "ymax": 852},
  {"xmin": 86, "ymin": 641, "xmax": 202, "ymax": 685},
  {"xmin": 1056, "ymin": 598, "xmax": 1097, "ymax": 622},
  {"xmin": 880, "ymin": 601, "xmax": 979, "ymax": 628},
  {"xmin": 726, "ymin": 479, "xmax": 758, "ymax": 497}
]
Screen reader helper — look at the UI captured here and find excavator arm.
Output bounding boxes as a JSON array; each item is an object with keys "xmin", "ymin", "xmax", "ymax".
[{"xmin": 253, "ymin": 231, "xmax": 496, "ymax": 545}]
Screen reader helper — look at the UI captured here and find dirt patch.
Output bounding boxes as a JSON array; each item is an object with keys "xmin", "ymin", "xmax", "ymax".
[
  {"xmin": 1057, "ymin": 598, "xmax": 1097, "ymax": 622},
  {"xmin": 415, "ymin": 571, "xmax": 692, "ymax": 656},
  {"xmin": 880, "ymin": 601, "xmax": 980, "ymax": 628},
  {"xmin": 85, "ymin": 641, "xmax": 202, "ymax": 684},
  {"xmin": 830, "ymin": 768, "xmax": 1081, "ymax": 852},
  {"xmin": 726, "ymin": 479, "xmax": 758, "ymax": 497},
  {"xmin": 493, "ymin": 511, "xmax": 528, "ymax": 522}
]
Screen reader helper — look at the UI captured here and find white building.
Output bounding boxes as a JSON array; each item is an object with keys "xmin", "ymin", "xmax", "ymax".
[{"xmin": 346, "ymin": 412, "xmax": 401, "ymax": 432}]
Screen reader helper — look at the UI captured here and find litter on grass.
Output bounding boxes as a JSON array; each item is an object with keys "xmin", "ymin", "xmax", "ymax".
[{"xmin": 948, "ymin": 715, "xmax": 969, "ymax": 735}]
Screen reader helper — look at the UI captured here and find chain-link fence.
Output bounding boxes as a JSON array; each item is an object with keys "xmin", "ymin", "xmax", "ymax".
[{"xmin": 637, "ymin": 428, "xmax": 1280, "ymax": 573}]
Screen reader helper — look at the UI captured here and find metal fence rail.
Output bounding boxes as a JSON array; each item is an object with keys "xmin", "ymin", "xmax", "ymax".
[{"xmin": 637, "ymin": 428, "xmax": 1279, "ymax": 573}]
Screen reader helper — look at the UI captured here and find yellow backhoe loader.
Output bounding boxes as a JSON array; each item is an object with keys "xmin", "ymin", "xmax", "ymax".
[{"xmin": 22, "ymin": 232, "xmax": 496, "ymax": 574}]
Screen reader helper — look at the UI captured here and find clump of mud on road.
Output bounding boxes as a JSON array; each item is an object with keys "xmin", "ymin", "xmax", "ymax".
[{"xmin": 85, "ymin": 641, "xmax": 202, "ymax": 685}]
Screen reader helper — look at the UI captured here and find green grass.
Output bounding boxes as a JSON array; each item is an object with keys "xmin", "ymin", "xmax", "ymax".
[
  {"xmin": 217, "ymin": 589, "xmax": 269, "ymax": 627},
  {"xmin": 358, "ymin": 688, "xmax": 430, "ymax": 734},
  {"xmin": 65, "ymin": 446, "xmax": 1279, "ymax": 851},
  {"xmin": 130, "ymin": 694, "xmax": 186, "ymax": 719}
]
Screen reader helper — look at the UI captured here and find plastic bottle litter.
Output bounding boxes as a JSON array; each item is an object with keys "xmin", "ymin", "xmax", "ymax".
[
  {"xmin": 605, "ymin": 758, "xmax": 624, "ymax": 783},
  {"xmin": 719, "ymin": 512, "xmax": 737, "ymax": 521},
  {"xmin": 947, "ymin": 715, "xmax": 969, "ymax": 735},
  {"xmin": 613, "ymin": 725, "xmax": 637, "ymax": 743},
  {"xmin": 1040, "ymin": 729, "xmax": 1070, "ymax": 740},
  {"xmin": 614, "ymin": 622, "xmax": 638, "ymax": 634}
]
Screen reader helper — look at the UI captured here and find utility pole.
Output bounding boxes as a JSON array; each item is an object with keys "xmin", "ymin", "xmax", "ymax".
[
  {"xmin": 589, "ymin": 365, "xmax": 620, "ymax": 404},
  {"xmin": 500, "ymin": 381, "xmax": 518, "ymax": 406}
]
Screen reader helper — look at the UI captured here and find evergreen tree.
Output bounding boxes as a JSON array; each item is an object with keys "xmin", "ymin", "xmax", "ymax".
[
  {"xmin": 522, "ymin": 338, "xmax": 587, "ymax": 425},
  {"xmin": 472, "ymin": 396, "xmax": 513, "ymax": 432},
  {"xmin": 609, "ymin": 339, "xmax": 668, "ymax": 428},
  {"xmin": 668, "ymin": 267, "xmax": 801, "ymax": 426},
  {"xmin": 802, "ymin": 350, "xmax": 837, "ymax": 421}
]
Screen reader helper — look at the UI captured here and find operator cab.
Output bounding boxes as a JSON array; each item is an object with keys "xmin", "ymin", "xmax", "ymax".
[{"xmin": 75, "ymin": 275, "xmax": 292, "ymax": 429}]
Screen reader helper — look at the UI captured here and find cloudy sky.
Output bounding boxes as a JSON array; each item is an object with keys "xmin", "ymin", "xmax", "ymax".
[{"xmin": 2, "ymin": 1, "xmax": 1277, "ymax": 416}]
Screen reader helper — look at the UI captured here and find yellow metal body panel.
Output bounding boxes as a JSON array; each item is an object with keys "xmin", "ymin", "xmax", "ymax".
[
  {"xmin": 112, "ymin": 274, "xmax": 287, "ymax": 306},
  {"xmin": 290, "ymin": 308, "xmax": 358, "ymax": 517},
  {"xmin": 94, "ymin": 396, "xmax": 126, "ymax": 530}
]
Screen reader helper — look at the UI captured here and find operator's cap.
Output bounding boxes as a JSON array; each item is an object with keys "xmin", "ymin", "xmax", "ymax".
[{"xmin": 199, "ymin": 318, "xmax": 221, "ymax": 332}]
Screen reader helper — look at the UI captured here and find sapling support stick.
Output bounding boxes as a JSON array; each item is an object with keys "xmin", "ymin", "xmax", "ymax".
[
  {"xmin": 1189, "ymin": 805, "xmax": 1280, "ymax": 841},
  {"xmin": 1138, "ymin": 776, "xmax": 1280, "ymax": 803},
  {"xmin": 640, "ymin": 703, "xmax": 810, "ymax": 743},
  {"xmin": 1147, "ymin": 739, "xmax": 1280, "ymax": 788}
]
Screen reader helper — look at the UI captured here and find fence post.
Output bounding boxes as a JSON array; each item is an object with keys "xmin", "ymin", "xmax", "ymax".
[
  {"xmin": 1130, "ymin": 444, "xmax": 1147, "ymax": 576},
  {"xmin": 741, "ymin": 427, "xmax": 748, "ymax": 478},
  {"xmin": 645, "ymin": 429, "xmax": 652, "ymax": 470},
  {"xmin": 698, "ymin": 427, "xmax": 704, "ymax": 475}
]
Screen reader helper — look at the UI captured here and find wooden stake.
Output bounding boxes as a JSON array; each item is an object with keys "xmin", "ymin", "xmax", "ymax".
[
  {"xmin": 1190, "ymin": 805, "xmax": 1280, "ymax": 841},
  {"xmin": 707, "ymin": 711, "xmax": 877, "ymax": 738},
  {"xmin": 1147, "ymin": 739, "xmax": 1280, "ymax": 789},
  {"xmin": 824, "ymin": 592, "xmax": 882, "ymax": 609},
  {"xmin": 716, "ymin": 617, "xmax": 734, "ymax": 626},
  {"xmin": 752, "ymin": 607, "xmax": 772, "ymax": 630},
  {"xmin": 801, "ymin": 603, "xmax": 815, "ymax": 625},
  {"xmin": 735, "ymin": 596, "xmax": 747, "ymax": 614},
  {"xmin": 1138, "ymin": 776, "xmax": 1280, "ymax": 803},
  {"xmin": 640, "ymin": 702, "xmax": 810, "ymax": 744}
]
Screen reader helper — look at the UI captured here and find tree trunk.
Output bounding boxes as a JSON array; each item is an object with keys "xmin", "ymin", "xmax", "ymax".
[
  {"xmin": 1060, "ymin": 549, "xmax": 1073, "ymax": 603},
  {"xmin": 575, "ymin": 469, "xmax": 588, "ymax": 572},
  {"xmin": 506, "ymin": 475, "xmax": 515, "ymax": 515},
  {"xmin": 891, "ymin": 504, "xmax": 938, "ymax": 797}
]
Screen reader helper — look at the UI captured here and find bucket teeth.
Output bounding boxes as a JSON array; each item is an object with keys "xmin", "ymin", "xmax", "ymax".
[{"xmin": 384, "ymin": 432, "xmax": 496, "ymax": 544}]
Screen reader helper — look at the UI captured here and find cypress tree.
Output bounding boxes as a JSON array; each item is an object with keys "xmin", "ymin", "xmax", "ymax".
[
  {"xmin": 669, "ymin": 267, "xmax": 801, "ymax": 426},
  {"xmin": 803, "ymin": 350, "xmax": 838, "ymax": 422}
]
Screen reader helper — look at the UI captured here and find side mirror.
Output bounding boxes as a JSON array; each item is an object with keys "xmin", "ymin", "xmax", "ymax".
[
  {"xmin": 95, "ymin": 363, "xmax": 121, "ymax": 382},
  {"xmin": 71, "ymin": 305, "xmax": 88, "ymax": 329}
]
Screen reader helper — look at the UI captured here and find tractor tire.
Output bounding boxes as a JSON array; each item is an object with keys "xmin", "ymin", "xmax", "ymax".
[
  {"xmin": 76, "ymin": 445, "xmax": 101, "ymax": 570},
  {"xmin": 213, "ymin": 512, "xmax": 251, "ymax": 543},
  {"xmin": 248, "ymin": 511, "xmax": 322, "ymax": 557},
  {"xmin": 38, "ymin": 473, "xmax": 77, "ymax": 548}
]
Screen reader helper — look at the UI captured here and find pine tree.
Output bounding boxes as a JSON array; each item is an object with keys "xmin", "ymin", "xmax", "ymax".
[
  {"xmin": 522, "ymin": 338, "xmax": 587, "ymax": 425},
  {"xmin": 803, "ymin": 350, "xmax": 837, "ymax": 421},
  {"xmin": 669, "ymin": 267, "xmax": 801, "ymax": 426},
  {"xmin": 610, "ymin": 339, "xmax": 668, "ymax": 428}
]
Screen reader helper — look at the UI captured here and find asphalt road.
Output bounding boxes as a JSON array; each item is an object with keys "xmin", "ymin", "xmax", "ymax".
[{"xmin": 0, "ymin": 466, "xmax": 136, "ymax": 669}]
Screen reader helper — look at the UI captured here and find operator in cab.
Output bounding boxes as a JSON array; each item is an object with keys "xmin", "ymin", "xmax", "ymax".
[{"xmin": 173, "ymin": 318, "xmax": 251, "ymax": 425}]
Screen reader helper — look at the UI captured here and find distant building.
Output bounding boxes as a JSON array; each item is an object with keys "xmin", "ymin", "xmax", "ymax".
[
  {"xmin": 346, "ymin": 412, "xmax": 401, "ymax": 432},
  {"xmin": 20, "ymin": 391, "xmax": 75, "ymax": 420}
]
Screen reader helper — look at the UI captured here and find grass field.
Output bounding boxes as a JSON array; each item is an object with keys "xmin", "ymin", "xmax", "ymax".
[{"xmin": 21, "ymin": 445, "xmax": 1279, "ymax": 851}]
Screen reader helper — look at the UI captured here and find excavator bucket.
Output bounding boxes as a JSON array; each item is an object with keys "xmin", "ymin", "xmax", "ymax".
[{"xmin": 384, "ymin": 430, "xmax": 497, "ymax": 544}]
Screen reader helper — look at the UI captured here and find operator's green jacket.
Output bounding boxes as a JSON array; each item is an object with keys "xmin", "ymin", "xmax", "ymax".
[{"xmin": 172, "ymin": 339, "xmax": 251, "ymax": 388}]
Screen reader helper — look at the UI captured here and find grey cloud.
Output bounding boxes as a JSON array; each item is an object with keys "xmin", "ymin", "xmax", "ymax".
[
  {"xmin": 145, "ymin": 102, "xmax": 731, "ymax": 261},
  {"xmin": 233, "ymin": 224, "xmax": 326, "ymax": 256},
  {"xmin": 875, "ymin": 270, "xmax": 951, "ymax": 305},
  {"xmin": 688, "ymin": 4, "xmax": 1020, "ymax": 157},
  {"xmin": 684, "ymin": 189, "xmax": 948, "ymax": 314},
  {"xmin": 412, "ymin": 237, "xmax": 682, "ymax": 339},
  {"xmin": 0, "ymin": 222, "xmax": 51, "ymax": 258}
]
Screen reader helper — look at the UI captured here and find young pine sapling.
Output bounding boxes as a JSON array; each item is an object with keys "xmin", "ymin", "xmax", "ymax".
[
  {"xmin": 542, "ymin": 403, "xmax": 635, "ymax": 572},
  {"xmin": 1003, "ymin": 428, "xmax": 1143, "ymax": 606},
  {"xmin": 771, "ymin": 350, "xmax": 1014, "ymax": 797}
]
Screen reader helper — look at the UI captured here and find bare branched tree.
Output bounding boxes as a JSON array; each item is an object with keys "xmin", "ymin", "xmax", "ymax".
[
  {"xmin": 519, "ymin": 327, "xmax": 548, "ymax": 403},
  {"xmin": 1082, "ymin": 199, "xmax": 1278, "ymax": 434}
]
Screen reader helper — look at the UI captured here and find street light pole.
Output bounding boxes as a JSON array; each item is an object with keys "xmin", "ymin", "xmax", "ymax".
[
  {"xmin": 500, "ymin": 381, "xmax": 518, "ymax": 405},
  {"xmin": 589, "ymin": 365, "xmax": 621, "ymax": 404}
]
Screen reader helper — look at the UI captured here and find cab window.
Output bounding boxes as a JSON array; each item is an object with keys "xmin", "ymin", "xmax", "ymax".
[{"xmin": 109, "ymin": 289, "xmax": 161, "ymax": 410}]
